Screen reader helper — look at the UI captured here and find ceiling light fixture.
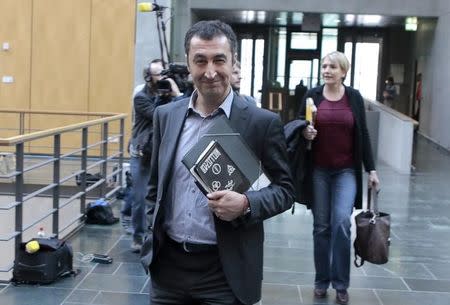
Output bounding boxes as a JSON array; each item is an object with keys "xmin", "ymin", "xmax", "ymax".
[{"xmin": 405, "ymin": 17, "xmax": 418, "ymax": 31}]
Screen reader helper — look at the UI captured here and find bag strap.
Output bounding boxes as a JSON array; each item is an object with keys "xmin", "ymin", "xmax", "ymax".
[
  {"xmin": 367, "ymin": 187, "xmax": 380, "ymax": 214},
  {"xmin": 354, "ymin": 253, "xmax": 365, "ymax": 267}
]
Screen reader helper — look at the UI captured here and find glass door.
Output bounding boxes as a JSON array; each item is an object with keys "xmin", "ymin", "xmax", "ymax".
[
  {"xmin": 288, "ymin": 59, "xmax": 319, "ymax": 91},
  {"xmin": 283, "ymin": 29, "xmax": 321, "ymax": 120},
  {"xmin": 344, "ymin": 42, "xmax": 380, "ymax": 101},
  {"xmin": 338, "ymin": 29, "xmax": 383, "ymax": 101},
  {"xmin": 239, "ymin": 38, "xmax": 265, "ymax": 102}
]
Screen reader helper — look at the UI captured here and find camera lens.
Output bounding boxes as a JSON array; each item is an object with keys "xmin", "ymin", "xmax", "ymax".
[{"xmin": 156, "ymin": 80, "xmax": 171, "ymax": 94}]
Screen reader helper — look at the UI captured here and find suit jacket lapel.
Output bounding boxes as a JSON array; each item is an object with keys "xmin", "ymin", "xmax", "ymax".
[
  {"xmin": 229, "ymin": 95, "xmax": 250, "ymax": 135},
  {"xmin": 160, "ymin": 101, "xmax": 189, "ymax": 193}
]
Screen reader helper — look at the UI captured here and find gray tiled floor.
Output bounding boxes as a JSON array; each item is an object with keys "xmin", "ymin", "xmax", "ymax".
[{"xmin": 1, "ymin": 134, "xmax": 450, "ymax": 305}]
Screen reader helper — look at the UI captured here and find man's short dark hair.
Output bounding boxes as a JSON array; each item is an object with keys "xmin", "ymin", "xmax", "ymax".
[{"xmin": 184, "ymin": 20, "xmax": 237, "ymax": 60}]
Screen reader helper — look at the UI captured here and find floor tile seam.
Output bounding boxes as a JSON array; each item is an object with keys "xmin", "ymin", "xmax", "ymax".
[
  {"xmin": 390, "ymin": 259, "xmax": 450, "ymax": 265},
  {"xmin": 0, "ymin": 285, "xmax": 7, "ymax": 293},
  {"xmin": 264, "ymin": 269, "xmax": 410, "ymax": 279},
  {"xmin": 89, "ymin": 291, "xmax": 102, "ymax": 305},
  {"xmin": 274, "ymin": 284, "xmax": 414, "ymax": 293},
  {"xmin": 111, "ymin": 262, "xmax": 123, "ymax": 276},
  {"xmin": 87, "ymin": 273, "xmax": 148, "ymax": 280},
  {"xmin": 420, "ymin": 263, "xmax": 438, "ymax": 280},
  {"xmin": 389, "ymin": 229, "xmax": 401, "ymax": 240},
  {"xmin": 374, "ymin": 287, "xmax": 450, "ymax": 295},
  {"xmin": 360, "ymin": 265, "xmax": 368, "ymax": 276},
  {"xmin": 399, "ymin": 277, "xmax": 412, "ymax": 291},
  {"xmin": 93, "ymin": 289, "xmax": 150, "ymax": 295},
  {"xmin": 263, "ymin": 282, "xmax": 412, "ymax": 292},
  {"xmin": 6, "ymin": 285, "xmax": 75, "ymax": 291},
  {"xmin": 296, "ymin": 285, "xmax": 303, "ymax": 303},
  {"xmin": 372, "ymin": 289, "xmax": 385, "ymax": 305},
  {"xmin": 140, "ymin": 276, "xmax": 150, "ymax": 294},
  {"xmin": 402, "ymin": 276, "xmax": 450, "ymax": 283},
  {"xmin": 58, "ymin": 263, "xmax": 99, "ymax": 304},
  {"xmin": 59, "ymin": 234, "xmax": 125, "ymax": 304}
]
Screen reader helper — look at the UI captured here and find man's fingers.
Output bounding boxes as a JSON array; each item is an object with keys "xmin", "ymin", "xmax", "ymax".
[{"xmin": 207, "ymin": 190, "xmax": 227, "ymax": 200}]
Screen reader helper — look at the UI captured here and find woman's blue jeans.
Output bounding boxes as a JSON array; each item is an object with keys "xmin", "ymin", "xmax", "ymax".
[{"xmin": 311, "ymin": 167, "xmax": 356, "ymax": 291}]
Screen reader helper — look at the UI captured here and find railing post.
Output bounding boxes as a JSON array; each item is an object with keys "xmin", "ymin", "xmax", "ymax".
[
  {"xmin": 80, "ymin": 127, "xmax": 88, "ymax": 216},
  {"xmin": 19, "ymin": 112, "xmax": 25, "ymax": 135},
  {"xmin": 14, "ymin": 142, "xmax": 24, "ymax": 252},
  {"xmin": 100, "ymin": 122, "xmax": 108, "ymax": 197},
  {"xmin": 52, "ymin": 134, "xmax": 61, "ymax": 238},
  {"xmin": 119, "ymin": 118, "xmax": 125, "ymax": 187}
]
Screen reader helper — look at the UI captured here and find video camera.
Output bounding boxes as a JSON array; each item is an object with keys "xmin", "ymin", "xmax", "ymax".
[{"xmin": 158, "ymin": 63, "xmax": 193, "ymax": 95}]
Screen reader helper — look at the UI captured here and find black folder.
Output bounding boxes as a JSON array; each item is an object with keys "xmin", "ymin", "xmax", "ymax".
[
  {"xmin": 189, "ymin": 140, "xmax": 251, "ymax": 194},
  {"xmin": 182, "ymin": 115, "xmax": 270, "ymax": 195}
]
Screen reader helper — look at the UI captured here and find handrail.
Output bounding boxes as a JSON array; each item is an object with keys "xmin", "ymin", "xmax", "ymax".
[
  {"xmin": 0, "ymin": 113, "xmax": 126, "ymax": 145},
  {"xmin": 0, "ymin": 109, "xmax": 127, "ymax": 280},
  {"xmin": 0, "ymin": 108, "xmax": 122, "ymax": 116},
  {"xmin": 364, "ymin": 98, "xmax": 419, "ymax": 126}
]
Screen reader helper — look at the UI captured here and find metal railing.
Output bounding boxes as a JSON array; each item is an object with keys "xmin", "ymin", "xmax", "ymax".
[{"xmin": 0, "ymin": 109, "xmax": 127, "ymax": 281}]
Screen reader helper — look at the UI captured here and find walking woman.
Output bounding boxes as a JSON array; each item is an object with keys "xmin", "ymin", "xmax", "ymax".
[{"xmin": 298, "ymin": 51, "xmax": 380, "ymax": 304}]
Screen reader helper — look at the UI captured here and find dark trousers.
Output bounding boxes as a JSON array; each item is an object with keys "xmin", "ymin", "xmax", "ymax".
[{"xmin": 150, "ymin": 237, "xmax": 243, "ymax": 305}]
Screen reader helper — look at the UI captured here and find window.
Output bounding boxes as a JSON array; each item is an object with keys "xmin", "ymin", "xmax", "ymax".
[{"xmin": 290, "ymin": 32, "xmax": 317, "ymax": 50}]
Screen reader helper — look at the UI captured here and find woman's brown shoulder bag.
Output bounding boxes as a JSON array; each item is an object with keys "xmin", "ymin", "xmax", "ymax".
[{"xmin": 354, "ymin": 188, "xmax": 391, "ymax": 267}]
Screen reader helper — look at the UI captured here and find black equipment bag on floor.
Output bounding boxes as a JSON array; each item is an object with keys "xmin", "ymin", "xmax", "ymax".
[
  {"xmin": 85, "ymin": 199, "xmax": 119, "ymax": 225},
  {"xmin": 12, "ymin": 238, "xmax": 75, "ymax": 285},
  {"xmin": 354, "ymin": 188, "xmax": 391, "ymax": 267}
]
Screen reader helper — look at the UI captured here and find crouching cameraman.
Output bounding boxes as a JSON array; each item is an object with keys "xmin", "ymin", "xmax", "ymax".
[{"xmin": 128, "ymin": 59, "xmax": 181, "ymax": 252}]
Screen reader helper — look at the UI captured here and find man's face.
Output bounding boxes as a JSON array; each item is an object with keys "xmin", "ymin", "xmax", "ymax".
[
  {"xmin": 149, "ymin": 62, "xmax": 163, "ymax": 85},
  {"xmin": 187, "ymin": 35, "xmax": 234, "ymax": 102},
  {"xmin": 231, "ymin": 65, "xmax": 241, "ymax": 90}
]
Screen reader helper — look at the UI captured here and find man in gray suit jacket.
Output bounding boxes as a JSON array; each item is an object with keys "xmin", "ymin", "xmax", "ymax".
[{"xmin": 142, "ymin": 20, "xmax": 295, "ymax": 305}]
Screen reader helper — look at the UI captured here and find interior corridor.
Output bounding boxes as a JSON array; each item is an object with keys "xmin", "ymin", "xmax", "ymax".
[{"xmin": 0, "ymin": 134, "xmax": 449, "ymax": 305}]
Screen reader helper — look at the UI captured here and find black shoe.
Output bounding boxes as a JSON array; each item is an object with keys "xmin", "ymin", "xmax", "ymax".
[
  {"xmin": 313, "ymin": 288, "xmax": 327, "ymax": 298},
  {"xmin": 336, "ymin": 290, "xmax": 349, "ymax": 305}
]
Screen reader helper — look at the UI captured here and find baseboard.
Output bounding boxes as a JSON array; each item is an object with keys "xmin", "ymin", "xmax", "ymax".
[{"xmin": 417, "ymin": 131, "xmax": 450, "ymax": 155}]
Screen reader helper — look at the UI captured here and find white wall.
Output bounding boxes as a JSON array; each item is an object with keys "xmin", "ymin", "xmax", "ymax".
[
  {"xmin": 134, "ymin": 0, "xmax": 172, "ymax": 87},
  {"xmin": 420, "ymin": 10, "xmax": 450, "ymax": 150}
]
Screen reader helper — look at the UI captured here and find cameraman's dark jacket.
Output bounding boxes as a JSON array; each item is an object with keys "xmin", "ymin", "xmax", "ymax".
[{"xmin": 130, "ymin": 86, "xmax": 170, "ymax": 162}]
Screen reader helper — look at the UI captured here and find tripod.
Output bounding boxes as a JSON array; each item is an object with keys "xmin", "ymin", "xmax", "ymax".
[{"xmin": 154, "ymin": 2, "xmax": 171, "ymax": 68}]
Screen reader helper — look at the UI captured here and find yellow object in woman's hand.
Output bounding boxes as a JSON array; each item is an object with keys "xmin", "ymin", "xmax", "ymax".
[{"xmin": 305, "ymin": 98, "xmax": 317, "ymax": 124}]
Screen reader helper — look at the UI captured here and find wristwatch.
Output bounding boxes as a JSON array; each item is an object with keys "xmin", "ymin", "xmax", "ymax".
[{"xmin": 243, "ymin": 206, "xmax": 251, "ymax": 216}]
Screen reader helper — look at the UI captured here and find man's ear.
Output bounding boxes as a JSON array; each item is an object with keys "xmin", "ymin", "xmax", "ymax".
[
  {"xmin": 232, "ymin": 53, "xmax": 237, "ymax": 66},
  {"xmin": 185, "ymin": 54, "xmax": 191, "ymax": 72}
]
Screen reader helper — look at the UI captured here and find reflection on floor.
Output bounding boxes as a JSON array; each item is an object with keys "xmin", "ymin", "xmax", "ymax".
[{"xmin": 1, "ymin": 134, "xmax": 450, "ymax": 305}]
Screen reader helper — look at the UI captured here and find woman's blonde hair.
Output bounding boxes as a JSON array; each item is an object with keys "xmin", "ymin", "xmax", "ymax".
[{"xmin": 322, "ymin": 51, "xmax": 350, "ymax": 76}]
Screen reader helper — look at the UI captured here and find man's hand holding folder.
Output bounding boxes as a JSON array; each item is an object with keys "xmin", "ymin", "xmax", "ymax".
[
  {"xmin": 182, "ymin": 116, "xmax": 269, "ymax": 222},
  {"xmin": 207, "ymin": 190, "xmax": 250, "ymax": 221}
]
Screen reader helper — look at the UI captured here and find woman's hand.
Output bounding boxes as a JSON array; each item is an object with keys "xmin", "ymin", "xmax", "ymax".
[
  {"xmin": 368, "ymin": 170, "xmax": 380, "ymax": 190},
  {"xmin": 302, "ymin": 125, "xmax": 317, "ymax": 141}
]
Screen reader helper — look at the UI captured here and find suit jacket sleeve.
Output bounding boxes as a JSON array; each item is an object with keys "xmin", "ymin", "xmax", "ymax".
[
  {"xmin": 134, "ymin": 92, "xmax": 157, "ymax": 120},
  {"xmin": 147, "ymin": 107, "xmax": 162, "ymax": 204},
  {"xmin": 243, "ymin": 115, "xmax": 295, "ymax": 225}
]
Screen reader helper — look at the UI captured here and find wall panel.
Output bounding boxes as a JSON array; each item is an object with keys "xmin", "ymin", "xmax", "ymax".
[
  {"xmin": 29, "ymin": 0, "xmax": 91, "ymax": 152},
  {"xmin": 89, "ymin": 0, "xmax": 135, "ymax": 144},
  {"xmin": 0, "ymin": 0, "xmax": 32, "ymax": 137},
  {"xmin": 30, "ymin": 0, "xmax": 91, "ymax": 112}
]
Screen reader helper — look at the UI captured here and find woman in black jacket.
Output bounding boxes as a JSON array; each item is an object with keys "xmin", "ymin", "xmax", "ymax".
[{"xmin": 298, "ymin": 51, "xmax": 380, "ymax": 304}]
